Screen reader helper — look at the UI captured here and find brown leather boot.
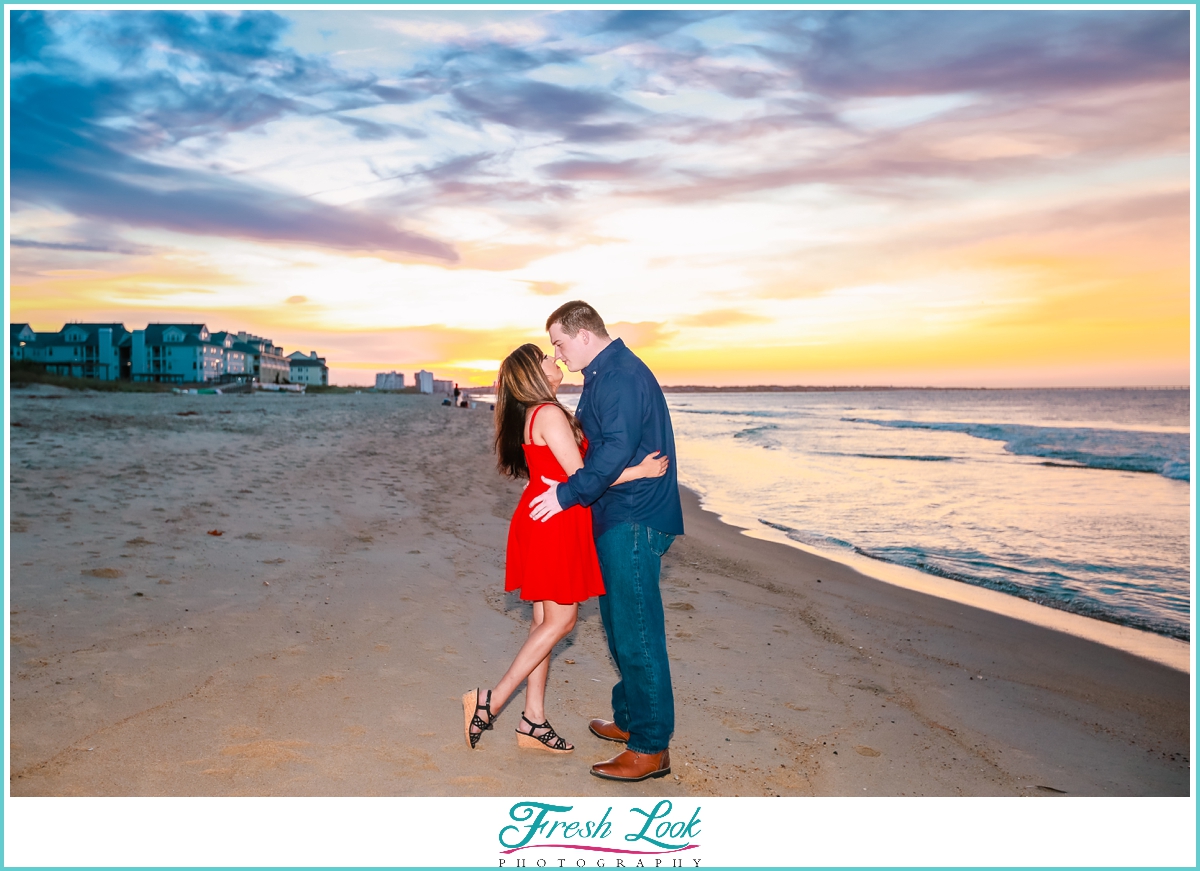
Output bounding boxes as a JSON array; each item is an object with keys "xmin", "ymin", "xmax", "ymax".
[
  {"xmin": 590, "ymin": 749, "xmax": 671, "ymax": 782},
  {"xmin": 588, "ymin": 719, "xmax": 630, "ymax": 743}
]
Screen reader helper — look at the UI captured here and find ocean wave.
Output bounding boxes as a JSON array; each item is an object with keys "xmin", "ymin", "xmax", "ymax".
[
  {"xmin": 845, "ymin": 418, "xmax": 1191, "ymax": 482},
  {"xmin": 759, "ymin": 518, "xmax": 1190, "ymax": 641},
  {"xmin": 850, "ymin": 453, "xmax": 954, "ymax": 462},
  {"xmin": 758, "ymin": 519, "xmax": 854, "ymax": 551},
  {"xmin": 678, "ymin": 408, "xmax": 792, "ymax": 419},
  {"xmin": 733, "ymin": 424, "xmax": 780, "ymax": 447}
]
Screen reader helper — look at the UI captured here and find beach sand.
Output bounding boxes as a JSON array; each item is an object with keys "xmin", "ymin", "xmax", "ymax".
[{"xmin": 7, "ymin": 387, "xmax": 1190, "ymax": 797}]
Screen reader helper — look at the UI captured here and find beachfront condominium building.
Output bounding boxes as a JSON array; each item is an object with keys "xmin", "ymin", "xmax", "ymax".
[
  {"xmin": 210, "ymin": 331, "xmax": 250, "ymax": 381},
  {"xmin": 288, "ymin": 351, "xmax": 329, "ymax": 386},
  {"xmin": 10, "ymin": 324, "xmax": 37, "ymax": 360},
  {"xmin": 17, "ymin": 319, "xmax": 332, "ymax": 387},
  {"xmin": 236, "ymin": 332, "xmax": 290, "ymax": 384},
  {"xmin": 415, "ymin": 369, "xmax": 434, "ymax": 394},
  {"xmin": 18, "ymin": 323, "xmax": 131, "ymax": 380},
  {"xmin": 432, "ymin": 378, "xmax": 453, "ymax": 396},
  {"xmin": 375, "ymin": 371, "xmax": 405, "ymax": 390},
  {"xmin": 130, "ymin": 324, "xmax": 224, "ymax": 384}
]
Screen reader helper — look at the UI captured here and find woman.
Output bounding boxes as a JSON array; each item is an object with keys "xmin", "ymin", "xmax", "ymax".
[{"xmin": 463, "ymin": 344, "xmax": 668, "ymax": 753}]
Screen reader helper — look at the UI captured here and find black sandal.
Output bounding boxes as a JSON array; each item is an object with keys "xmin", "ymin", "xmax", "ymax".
[
  {"xmin": 515, "ymin": 713, "xmax": 574, "ymax": 754},
  {"xmin": 462, "ymin": 689, "xmax": 495, "ymax": 750}
]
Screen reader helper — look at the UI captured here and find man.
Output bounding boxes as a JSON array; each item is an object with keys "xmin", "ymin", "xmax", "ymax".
[{"xmin": 529, "ymin": 301, "xmax": 684, "ymax": 782}]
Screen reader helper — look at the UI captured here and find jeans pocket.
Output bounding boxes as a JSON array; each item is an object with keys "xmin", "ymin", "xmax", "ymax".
[{"xmin": 646, "ymin": 527, "xmax": 675, "ymax": 557}]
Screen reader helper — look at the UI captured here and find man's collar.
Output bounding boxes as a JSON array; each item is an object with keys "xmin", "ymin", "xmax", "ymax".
[{"xmin": 583, "ymin": 337, "xmax": 624, "ymax": 379}]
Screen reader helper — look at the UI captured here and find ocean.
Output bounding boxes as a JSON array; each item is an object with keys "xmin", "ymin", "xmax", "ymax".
[{"xmin": 660, "ymin": 388, "xmax": 1191, "ymax": 642}]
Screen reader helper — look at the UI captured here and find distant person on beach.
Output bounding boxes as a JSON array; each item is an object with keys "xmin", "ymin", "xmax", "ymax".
[
  {"xmin": 529, "ymin": 301, "xmax": 684, "ymax": 782},
  {"xmin": 463, "ymin": 344, "xmax": 668, "ymax": 754}
]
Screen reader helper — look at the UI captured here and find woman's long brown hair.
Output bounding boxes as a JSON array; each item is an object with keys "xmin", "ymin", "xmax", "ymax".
[{"xmin": 494, "ymin": 344, "xmax": 584, "ymax": 479}]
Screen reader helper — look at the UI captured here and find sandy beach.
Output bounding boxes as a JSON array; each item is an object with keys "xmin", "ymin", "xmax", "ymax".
[{"xmin": 7, "ymin": 387, "xmax": 1191, "ymax": 797}]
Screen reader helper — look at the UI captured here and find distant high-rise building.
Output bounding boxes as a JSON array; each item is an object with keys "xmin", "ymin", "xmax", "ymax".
[{"xmin": 375, "ymin": 371, "xmax": 405, "ymax": 390}]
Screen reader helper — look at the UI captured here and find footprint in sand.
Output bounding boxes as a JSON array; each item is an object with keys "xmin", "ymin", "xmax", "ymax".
[
  {"xmin": 218, "ymin": 739, "xmax": 311, "ymax": 770},
  {"xmin": 722, "ymin": 716, "xmax": 758, "ymax": 734},
  {"xmin": 855, "ymin": 745, "xmax": 881, "ymax": 757},
  {"xmin": 224, "ymin": 725, "xmax": 262, "ymax": 740}
]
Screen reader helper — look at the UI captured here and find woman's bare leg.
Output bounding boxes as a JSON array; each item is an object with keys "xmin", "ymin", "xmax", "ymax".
[
  {"xmin": 470, "ymin": 600, "xmax": 576, "ymax": 743},
  {"xmin": 524, "ymin": 602, "xmax": 550, "ymax": 722}
]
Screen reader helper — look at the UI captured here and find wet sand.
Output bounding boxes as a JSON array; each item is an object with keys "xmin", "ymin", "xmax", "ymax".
[{"xmin": 7, "ymin": 386, "xmax": 1190, "ymax": 797}]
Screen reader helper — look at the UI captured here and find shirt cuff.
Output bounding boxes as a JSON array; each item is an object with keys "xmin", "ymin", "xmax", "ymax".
[{"xmin": 556, "ymin": 481, "xmax": 580, "ymax": 510}]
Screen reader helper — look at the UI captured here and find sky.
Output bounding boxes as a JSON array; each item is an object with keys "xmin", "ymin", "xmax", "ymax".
[{"xmin": 7, "ymin": 7, "xmax": 1193, "ymax": 387}]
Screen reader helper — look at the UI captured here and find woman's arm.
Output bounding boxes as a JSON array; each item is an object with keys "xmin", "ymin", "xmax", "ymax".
[
  {"xmin": 534, "ymin": 405, "xmax": 585, "ymax": 476},
  {"xmin": 612, "ymin": 451, "xmax": 668, "ymax": 485},
  {"xmin": 537, "ymin": 407, "xmax": 668, "ymax": 485}
]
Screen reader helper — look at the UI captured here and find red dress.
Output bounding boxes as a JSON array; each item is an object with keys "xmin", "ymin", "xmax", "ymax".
[{"xmin": 505, "ymin": 405, "xmax": 605, "ymax": 604}]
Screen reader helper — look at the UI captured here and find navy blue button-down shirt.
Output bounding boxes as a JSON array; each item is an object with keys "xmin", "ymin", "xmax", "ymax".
[{"xmin": 556, "ymin": 338, "xmax": 685, "ymax": 537}]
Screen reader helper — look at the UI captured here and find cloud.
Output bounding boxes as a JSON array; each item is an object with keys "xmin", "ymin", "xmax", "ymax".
[
  {"xmin": 454, "ymin": 242, "xmax": 563, "ymax": 272},
  {"xmin": 335, "ymin": 115, "xmax": 403, "ymax": 141},
  {"xmin": 9, "ymin": 11, "xmax": 465, "ymax": 260},
  {"xmin": 521, "ymin": 280, "xmax": 572, "ymax": 297},
  {"xmin": 374, "ymin": 15, "xmax": 552, "ymax": 48},
  {"xmin": 9, "ymin": 11, "xmax": 56, "ymax": 64},
  {"xmin": 644, "ymin": 78, "xmax": 1188, "ymax": 203},
  {"xmin": 451, "ymin": 80, "xmax": 644, "ymax": 142},
  {"xmin": 123, "ymin": 10, "xmax": 294, "ymax": 75},
  {"xmin": 756, "ymin": 10, "xmax": 1189, "ymax": 100},
  {"xmin": 592, "ymin": 10, "xmax": 715, "ymax": 40},
  {"xmin": 10, "ymin": 238, "xmax": 149, "ymax": 256},
  {"xmin": 539, "ymin": 157, "xmax": 656, "ymax": 182},
  {"xmin": 10, "ymin": 87, "xmax": 458, "ymax": 260},
  {"xmin": 368, "ymin": 83, "xmax": 424, "ymax": 104},
  {"xmin": 747, "ymin": 188, "xmax": 1190, "ymax": 302},
  {"xmin": 285, "ymin": 295, "xmax": 308, "ymax": 304},
  {"xmin": 11, "ymin": 139, "xmax": 459, "ymax": 260},
  {"xmin": 432, "ymin": 42, "xmax": 580, "ymax": 80},
  {"xmin": 677, "ymin": 309, "xmax": 772, "ymax": 328},
  {"xmin": 607, "ymin": 321, "xmax": 676, "ymax": 350}
]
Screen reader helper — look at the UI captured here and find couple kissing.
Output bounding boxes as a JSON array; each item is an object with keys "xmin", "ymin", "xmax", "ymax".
[{"xmin": 463, "ymin": 300, "xmax": 684, "ymax": 782}]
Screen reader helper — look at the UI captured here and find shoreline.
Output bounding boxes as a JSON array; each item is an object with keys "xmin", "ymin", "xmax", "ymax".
[
  {"xmin": 8, "ymin": 388, "xmax": 1190, "ymax": 797},
  {"xmin": 685, "ymin": 487, "xmax": 1191, "ymax": 673}
]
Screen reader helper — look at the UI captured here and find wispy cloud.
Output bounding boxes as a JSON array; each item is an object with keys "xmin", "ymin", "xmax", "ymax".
[
  {"xmin": 607, "ymin": 321, "xmax": 676, "ymax": 350},
  {"xmin": 520, "ymin": 280, "xmax": 573, "ymax": 297},
  {"xmin": 10, "ymin": 238, "xmax": 149, "ymax": 256},
  {"xmin": 677, "ymin": 309, "xmax": 772, "ymax": 328}
]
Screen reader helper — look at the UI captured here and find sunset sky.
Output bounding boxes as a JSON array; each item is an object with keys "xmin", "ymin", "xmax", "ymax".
[{"xmin": 7, "ymin": 7, "xmax": 1193, "ymax": 387}]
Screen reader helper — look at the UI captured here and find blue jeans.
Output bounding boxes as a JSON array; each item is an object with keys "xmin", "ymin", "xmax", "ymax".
[{"xmin": 594, "ymin": 523, "xmax": 676, "ymax": 754}]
